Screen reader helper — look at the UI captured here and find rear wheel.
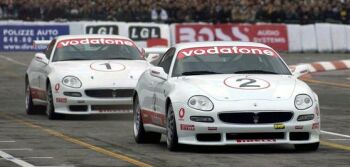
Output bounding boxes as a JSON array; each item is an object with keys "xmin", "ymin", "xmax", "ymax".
[
  {"xmin": 166, "ymin": 104, "xmax": 179, "ymax": 151},
  {"xmin": 294, "ymin": 142, "xmax": 319, "ymax": 152},
  {"xmin": 133, "ymin": 96, "xmax": 161, "ymax": 143},
  {"xmin": 25, "ymin": 80, "xmax": 35, "ymax": 115},
  {"xmin": 46, "ymin": 83, "xmax": 62, "ymax": 120}
]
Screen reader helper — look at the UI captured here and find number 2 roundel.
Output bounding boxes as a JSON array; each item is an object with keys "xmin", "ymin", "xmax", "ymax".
[
  {"xmin": 224, "ymin": 76, "xmax": 270, "ymax": 90},
  {"xmin": 90, "ymin": 61, "xmax": 125, "ymax": 72}
]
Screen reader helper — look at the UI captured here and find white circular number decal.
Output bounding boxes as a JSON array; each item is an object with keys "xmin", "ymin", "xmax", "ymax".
[
  {"xmin": 90, "ymin": 62, "xmax": 125, "ymax": 72},
  {"xmin": 224, "ymin": 76, "xmax": 270, "ymax": 90}
]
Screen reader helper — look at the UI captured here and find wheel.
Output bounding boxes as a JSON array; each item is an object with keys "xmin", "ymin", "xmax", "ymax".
[
  {"xmin": 46, "ymin": 83, "xmax": 62, "ymax": 120},
  {"xmin": 294, "ymin": 142, "xmax": 319, "ymax": 152},
  {"xmin": 133, "ymin": 96, "xmax": 161, "ymax": 143},
  {"xmin": 166, "ymin": 103, "xmax": 179, "ymax": 151},
  {"xmin": 25, "ymin": 79, "xmax": 36, "ymax": 115}
]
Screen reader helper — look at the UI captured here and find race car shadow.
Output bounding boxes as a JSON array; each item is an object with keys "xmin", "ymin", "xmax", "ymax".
[{"xmin": 156, "ymin": 141, "xmax": 300, "ymax": 153}]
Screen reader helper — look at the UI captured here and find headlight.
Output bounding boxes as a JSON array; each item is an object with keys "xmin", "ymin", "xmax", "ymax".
[
  {"xmin": 294, "ymin": 94, "xmax": 313, "ymax": 110},
  {"xmin": 188, "ymin": 95, "xmax": 214, "ymax": 111},
  {"xmin": 62, "ymin": 76, "xmax": 82, "ymax": 88}
]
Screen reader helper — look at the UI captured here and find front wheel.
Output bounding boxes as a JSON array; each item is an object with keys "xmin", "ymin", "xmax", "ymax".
[
  {"xmin": 166, "ymin": 104, "xmax": 179, "ymax": 151},
  {"xmin": 46, "ymin": 83, "xmax": 62, "ymax": 120},
  {"xmin": 133, "ymin": 96, "xmax": 161, "ymax": 143},
  {"xmin": 294, "ymin": 142, "xmax": 319, "ymax": 152},
  {"xmin": 25, "ymin": 80, "xmax": 36, "ymax": 115}
]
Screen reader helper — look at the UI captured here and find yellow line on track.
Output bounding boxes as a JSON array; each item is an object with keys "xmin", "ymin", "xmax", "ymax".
[
  {"xmin": 302, "ymin": 78, "xmax": 350, "ymax": 88},
  {"xmin": 2, "ymin": 114, "xmax": 153, "ymax": 167},
  {"xmin": 321, "ymin": 140, "xmax": 350, "ymax": 151}
]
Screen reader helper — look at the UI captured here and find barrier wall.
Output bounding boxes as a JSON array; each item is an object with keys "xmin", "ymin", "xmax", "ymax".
[{"xmin": 0, "ymin": 21, "xmax": 350, "ymax": 52}]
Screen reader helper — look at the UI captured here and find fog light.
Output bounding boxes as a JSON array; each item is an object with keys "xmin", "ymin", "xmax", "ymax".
[
  {"xmin": 190, "ymin": 116, "xmax": 214, "ymax": 123},
  {"xmin": 64, "ymin": 92, "xmax": 82, "ymax": 97},
  {"xmin": 297, "ymin": 114, "xmax": 314, "ymax": 121}
]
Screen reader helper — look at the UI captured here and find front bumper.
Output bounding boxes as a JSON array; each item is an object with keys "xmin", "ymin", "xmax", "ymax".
[
  {"xmin": 172, "ymin": 101, "xmax": 320, "ymax": 146},
  {"xmin": 53, "ymin": 87, "xmax": 133, "ymax": 115}
]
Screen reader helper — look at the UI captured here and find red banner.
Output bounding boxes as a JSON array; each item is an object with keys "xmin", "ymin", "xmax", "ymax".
[{"xmin": 174, "ymin": 23, "xmax": 289, "ymax": 51}]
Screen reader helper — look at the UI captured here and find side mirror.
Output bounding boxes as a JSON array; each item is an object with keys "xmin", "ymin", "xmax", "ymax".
[
  {"xmin": 150, "ymin": 66, "xmax": 167, "ymax": 80},
  {"xmin": 146, "ymin": 53, "xmax": 160, "ymax": 63},
  {"xmin": 35, "ymin": 53, "xmax": 49, "ymax": 65},
  {"xmin": 292, "ymin": 64, "xmax": 309, "ymax": 78},
  {"xmin": 140, "ymin": 48, "xmax": 145, "ymax": 58}
]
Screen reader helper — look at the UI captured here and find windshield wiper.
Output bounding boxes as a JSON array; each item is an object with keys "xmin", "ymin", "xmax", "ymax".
[
  {"xmin": 234, "ymin": 70, "xmax": 278, "ymax": 74},
  {"xmin": 181, "ymin": 71, "xmax": 221, "ymax": 76}
]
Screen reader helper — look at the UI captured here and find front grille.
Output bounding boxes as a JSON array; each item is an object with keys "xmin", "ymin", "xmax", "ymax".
[
  {"xmin": 218, "ymin": 111, "xmax": 293, "ymax": 124},
  {"xmin": 196, "ymin": 133, "xmax": 221, "ymax": 142},
  {"xmin": 85, "ymin": 89, "xmax": 134, "ymax": 98},
  {"xmin": 69, "ymin": 105, "xmax": 88, "ymax": 112},
  {"xmin": 226, "ymin": 132, "xmax": 285, "ymax": 140},
  {"xmin": 290, "ymin": 132, "xmax": 309, "ymax": 141}
]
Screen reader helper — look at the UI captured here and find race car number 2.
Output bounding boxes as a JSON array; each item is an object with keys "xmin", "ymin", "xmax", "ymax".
[
  {"xmin": 224, "ymin": 76, "xmax": 270, "ymax": 90},
  {"xmin": 90, "ymin": 61, "xmax": 126, "ymax": 72}
]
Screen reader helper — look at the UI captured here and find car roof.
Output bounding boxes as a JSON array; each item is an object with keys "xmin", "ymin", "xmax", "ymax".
[
  {"xmin": 173, "ymin": 41, "xmax": 273, "ymax": 50},
  {"xmin": 56, "ymin": 34, "xmax": 132, "ymax": 41}
]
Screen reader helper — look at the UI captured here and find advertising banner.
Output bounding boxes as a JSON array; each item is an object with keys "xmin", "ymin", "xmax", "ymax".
[{"xmin": 0, "ymin": 25, "xmax": 69, "ymax": 51}]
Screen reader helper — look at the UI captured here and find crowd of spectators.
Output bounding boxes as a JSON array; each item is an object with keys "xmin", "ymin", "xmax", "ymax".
[{"xmin": 0, "ymin": 0, "xmax": 350, "ymax": 24}]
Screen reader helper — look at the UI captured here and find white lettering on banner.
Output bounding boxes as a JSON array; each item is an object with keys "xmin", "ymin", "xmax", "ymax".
[
  {"xmin": 37, "ymin": 29, "xmax": 58, "ymax": 36},
  {"xmin": 56, "ymin": 38, "xmax": 136, "ymax": 48},
  {"xmin": 3, "ymin": 29, "xmax": 35, "ymax": 36},
  {"xmin": 177, "ymin": 46, "xmax": 278, "ymax": 59}
]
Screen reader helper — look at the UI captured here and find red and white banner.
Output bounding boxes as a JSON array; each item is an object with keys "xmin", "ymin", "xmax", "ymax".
[{"xmin": 173, "ymin": 23, "xmax": 289, "ymax": 51}]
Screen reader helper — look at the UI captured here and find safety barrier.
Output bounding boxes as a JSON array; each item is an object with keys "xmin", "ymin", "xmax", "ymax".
[{"xmin": 0, "ymin": 21, "xmax": 350, "ymax": 52}]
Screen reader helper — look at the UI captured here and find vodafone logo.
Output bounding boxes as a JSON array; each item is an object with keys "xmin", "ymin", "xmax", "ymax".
[
  {"xmin": 177, "ymin": 46, "xmax": 277, "ymax": 59},
  {"xmin": 179, "ymin": 108, "xmax": 185, "ymax": 119},
  {"xmin": 56, "ymin": 38, "xmax": 136, "ymax": 48}
]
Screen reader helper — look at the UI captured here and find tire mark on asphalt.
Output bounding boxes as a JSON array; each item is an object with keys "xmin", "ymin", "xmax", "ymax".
[{"xmin": 1, "ymin": 113, "xmax": 153, "ymax": 167}]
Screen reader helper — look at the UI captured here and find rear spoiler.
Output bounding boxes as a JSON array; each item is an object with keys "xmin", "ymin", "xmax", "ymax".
[{"xmin": 33, "ymin": 40, "xmax": 51, "ymax": 47}]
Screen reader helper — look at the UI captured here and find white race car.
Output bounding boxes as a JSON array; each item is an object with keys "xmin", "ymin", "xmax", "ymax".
[
  {"xmin": 133, "ymin": 41, "xmax": 320, "ymax": 151},
  {"xmin": 26, "ymin": 35, "xmax": 155, "ymax": 119}
]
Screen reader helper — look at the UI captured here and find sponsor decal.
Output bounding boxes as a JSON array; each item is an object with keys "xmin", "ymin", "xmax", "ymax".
[
  {"xmin": 174, "ymin": 24, "xmax": 288, "ymax": 51},
  {"xmin": 236, "ymin": 139, "xmax": 276, "ymax": 143},
  {"xmin": 224, "ymin": 76, "xmax": 270, "ymax": 90},
  {"xmin": 56, "ymin": 97, "xmax": 67, "ymax": 103},
  {"xmin": 54, "ymin": 83, "xmax": 60, "ymax": 93},
  {"xmin": 129, "ymin": 26, "xmax": 161, "ymax": 41},
  {"xmin": 141, "ymin": 109, "xmax": 166, "ymax": 127},
  {"xmin": 178, "ymin": 108, "xmax": 185, "ymax": 120},
  {"xmin": 208, "ymin": 127, "xmax": 217, "ymax": 131},
  {"xmin": 56, "ymin": 38, "xmax": 136, "ymax": 48},
  {"xmin": 0, "ymin": 25, "xmax": 69, "ymax": 51},
  {"xmin": 30, "ymin": 88, "xmax": 46, "ymax": 100},
  {"xmin": 312, "ymin": 122, "xmax": 320, "ymax": 129},
  {"xmin": 90, "ymin": 61, "xmax": 126, "ymax": 72},
  {"xmin": 274, "ymin": 123, "xmax": 285, "ymax": 129},
  {"xmin": 295, "ymin": 125, "xmax": 304, "ymax": 130},
  {"xmin": 180, "ymin": 124, "xmax": 195, "ymax": 131},
  {"xmin": 98, "ymin": 109, "xmax": 132, "ymax": 113},
  {"xmin": 85, "ymin": 25, "xmax": 119, "ymax": 35},
  {"xmin": 177, "ymin": 46, "xmax": 278, "ymax": 59}
]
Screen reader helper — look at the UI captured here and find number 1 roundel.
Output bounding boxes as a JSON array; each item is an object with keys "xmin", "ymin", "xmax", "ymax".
[
  {"xmin": 224, "ymin": 76, "xmax": 270, "ymax": 90},
  {"xmin": 90, "ymin": 61, "xmax": 125, "ymax": 72}
]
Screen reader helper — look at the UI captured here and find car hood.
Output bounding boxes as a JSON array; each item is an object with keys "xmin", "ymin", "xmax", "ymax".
[
  {"xmin": 178, "ymin": 74, "xmax": 296, "ymax": 101},
  {"xmin": 51, "ymin": 60, "xmax": 150, "ymax": 88}
]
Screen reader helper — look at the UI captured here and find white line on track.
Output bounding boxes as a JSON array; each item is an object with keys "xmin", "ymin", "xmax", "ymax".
[
  {"xmin": 0, "ymin": 141, "xmax": 16, "ymax": 143},
  {"xmin": 328, "ymin": 139, "xmax": 350, "ymax": 141},
  {"xmin": 0, "ymin": 150, "xmax": 35, "ymax": 167},
  {"xmin": 321, "ymin": 130, "xmax": 350, "ymax": 138},
  {"xmin": 0, "ymin": 55, "xmax": 27, "ymax": 67},
  {"xmin": 0, "ymin": 148, "xmax": 32, "ymax": 151}
]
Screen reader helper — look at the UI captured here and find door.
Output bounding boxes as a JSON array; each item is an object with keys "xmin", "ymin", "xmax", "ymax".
[{"xmin": 38, "ymin": 39, "xmax": 56, "ymax": 91}]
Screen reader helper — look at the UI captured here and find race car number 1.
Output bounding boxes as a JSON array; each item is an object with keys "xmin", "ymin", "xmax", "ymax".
[
  {"xmin": 224, "ymin": 76, "xmax": 270, "ymax": 90},
  {"xmin": 90, "ymin": 61, "xmax": 125, "ymax": 72}
]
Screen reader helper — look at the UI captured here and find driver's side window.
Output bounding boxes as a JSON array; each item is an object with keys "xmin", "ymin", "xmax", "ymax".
[
  {"xmin": 44, "ymin": 39, "xmax": 56, "ymax": 60},
  {"xmin": 158, "ymin": 47, "xmax": 175, "ymax": 74}
]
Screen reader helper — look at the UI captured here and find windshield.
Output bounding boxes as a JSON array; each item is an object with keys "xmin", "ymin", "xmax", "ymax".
[
  {"xmin": 52, "ymin": 38, "xmax": 142, "ymax": 62},
  {"xmin": 172, "ymin": 46, "xmax": 291, "ymax": 77}
]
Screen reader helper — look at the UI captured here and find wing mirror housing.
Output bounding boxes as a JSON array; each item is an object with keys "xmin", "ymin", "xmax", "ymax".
[
  {"xmin": 146, "ymin": 53, "xmax": 160, "ymax": 63},
  {"xmin": 34, "ymin": 53, "xmax": 49, "ymax": 65},
  {"xmin": 292, "ymin": 64, "xmax": 309, "ymax": 78},
  {"xmin": 150, "ymin": 66, "xmax": 167, "ymax": 80}
]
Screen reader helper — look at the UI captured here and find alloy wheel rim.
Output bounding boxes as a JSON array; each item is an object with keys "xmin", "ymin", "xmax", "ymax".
[
  {"xmin": 25, "ymin": 86, "xmax": 29, "ymax": 110},
  {"xmin": 133, "ymin": 102, "xmax": 141, "ymax": 136},
  {"xmin": 46, "ymin": 86, "xmax": 52, "ymax": 116}
]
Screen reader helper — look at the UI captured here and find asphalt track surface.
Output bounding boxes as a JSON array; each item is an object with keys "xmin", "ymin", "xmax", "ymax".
[{"xmin": 0, "ymin": 52, "xmax": 349, "ymax": 167}]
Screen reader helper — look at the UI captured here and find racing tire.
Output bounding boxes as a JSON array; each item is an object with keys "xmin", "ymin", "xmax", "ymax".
[
  {"xmin": 25, "ymin": 80, "xmax": 36, "ymax": 115},
  {"xmin": 46, "ymin": 83, "xmax": 62, "ymax": 120},
  {"xmin": 133, "ymin": 96, "xmax": 161, "ymax": 143},
  {"xmin": 294, "ymin": 142, "xmax": 319, "ymax": 152},
  {"xmin": 166, "ymin": 104, "xmax": 179, "ymax": 151}
]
